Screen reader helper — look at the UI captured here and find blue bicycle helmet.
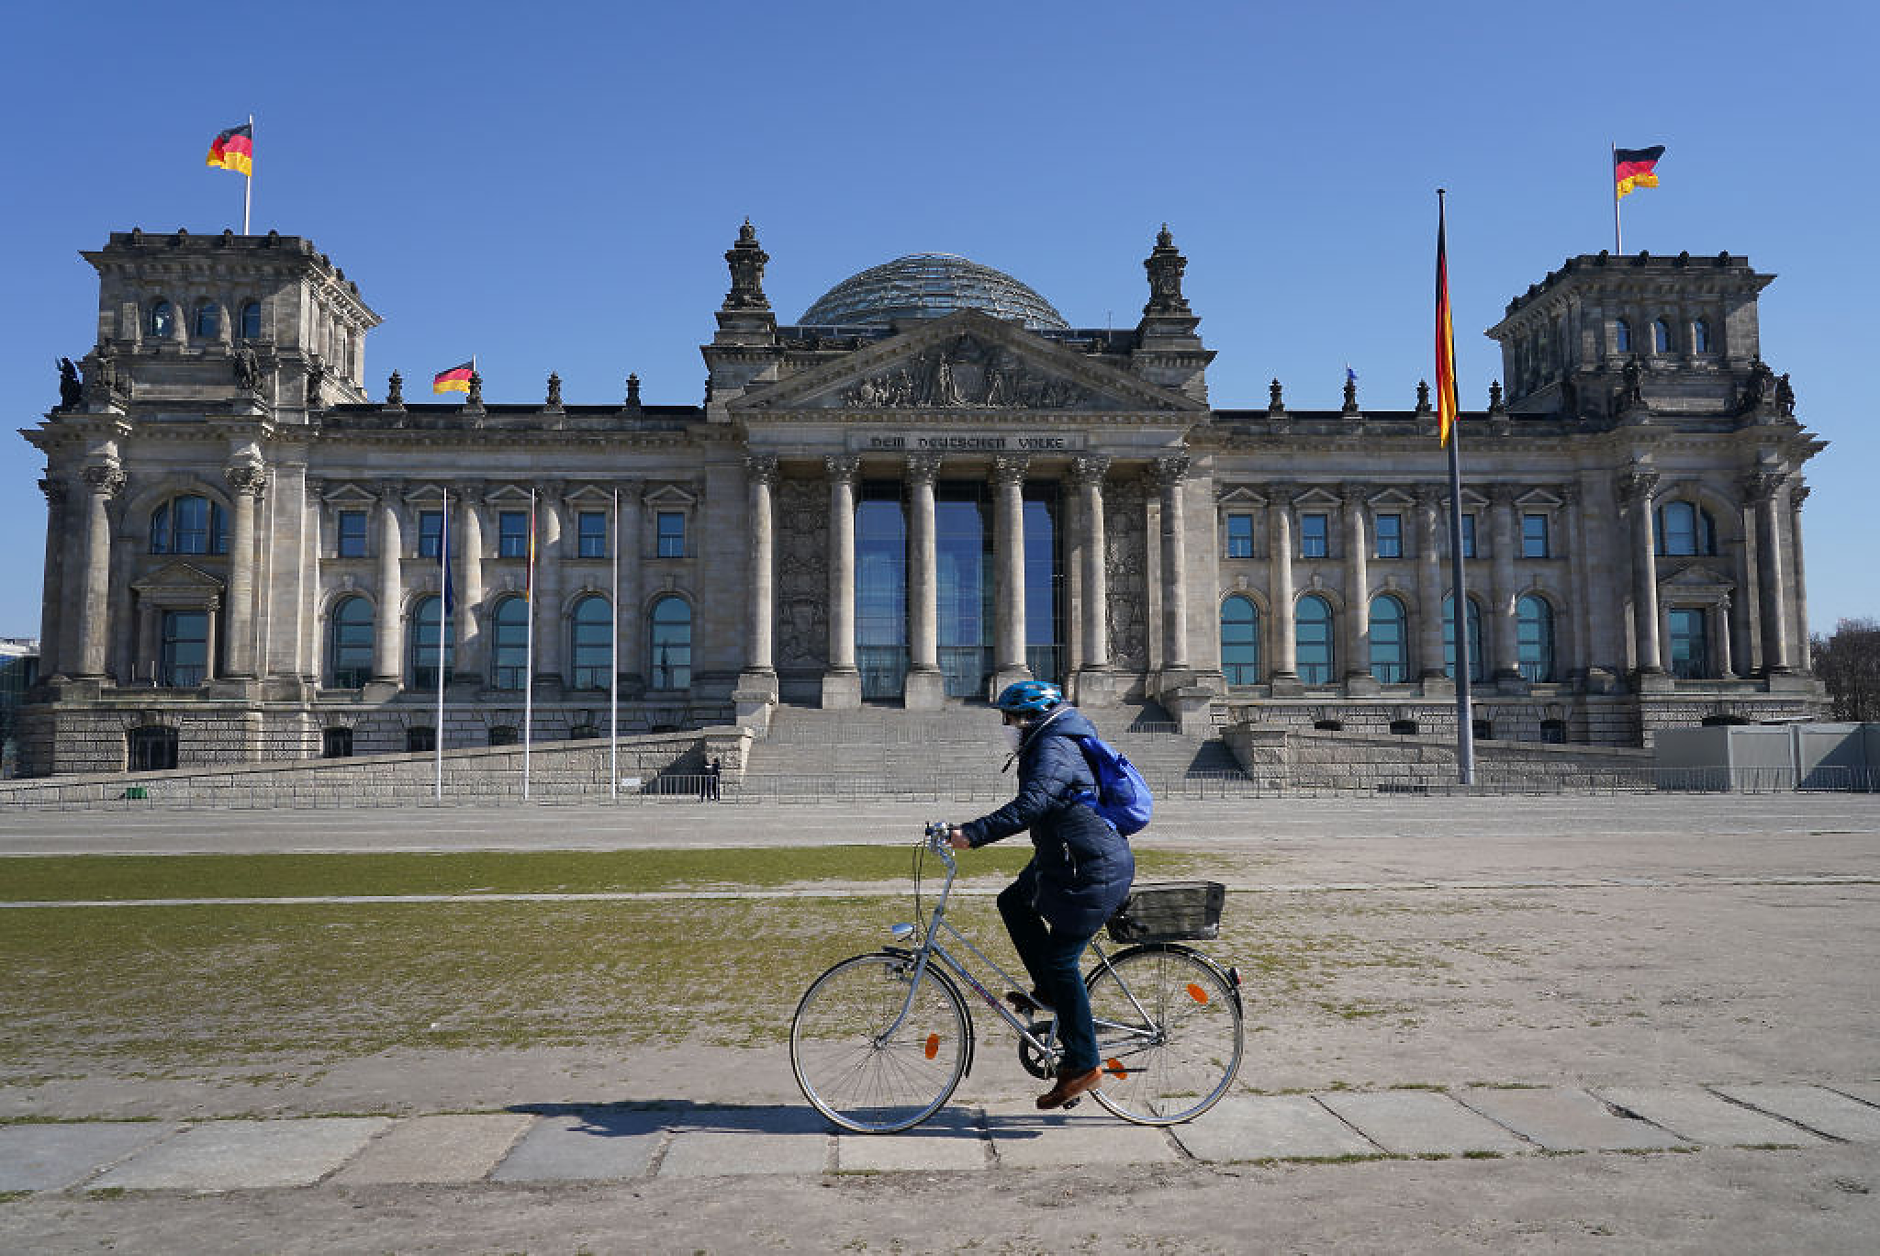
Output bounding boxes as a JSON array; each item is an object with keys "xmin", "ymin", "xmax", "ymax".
[{"xmin": 994, "ymin": 680, "xmax": 1063, "ymax": 716}]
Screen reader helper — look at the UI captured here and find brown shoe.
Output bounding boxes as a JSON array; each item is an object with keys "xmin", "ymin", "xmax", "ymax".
[
  {"xmin": 1005, "ymin": 989, "xmax": 1053, "ymax": 1017},
  {"xmin": 1036, "ymin": 1066, "xmax": 1103, "ymax": 1110}
]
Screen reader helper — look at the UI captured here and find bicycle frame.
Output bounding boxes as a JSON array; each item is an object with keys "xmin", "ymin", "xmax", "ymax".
[{"xmin": 877, "ymin": 832, "xmax": 1161, "ymax": 1066}]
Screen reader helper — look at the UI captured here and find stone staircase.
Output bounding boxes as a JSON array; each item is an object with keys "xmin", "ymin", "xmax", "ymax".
[{"xmin": 739, "ymin": 701, "xmax": 1245, "ymax": 800}]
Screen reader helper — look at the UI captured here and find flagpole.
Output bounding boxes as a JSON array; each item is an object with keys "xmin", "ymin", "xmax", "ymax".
[
  {"xmin": 435, "ymin": 489, "xmax": 448, "ymax": 802},
  {"xmin": 244, "ymin": 114, "xmax": 253, "ymax": 235},
  {"xmin": 610, "ymin": 485, "xmax": 620, "ymax": 801},
  {"xmin": 523, "ymin": 487, "xmax": 536, "ymax": 802},
  {"xmin": 1437, "ymin": 188, "xmax": 1475, "ymax": 787},
  {"xmin": 1611, "ymin": 142, "xmax": 1621, "ymax": 255}
]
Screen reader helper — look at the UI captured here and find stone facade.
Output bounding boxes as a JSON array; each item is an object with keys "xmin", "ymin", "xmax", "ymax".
[{"xmin": 16, "ymin": 227, "xmax": 1827, "ymax": 775}]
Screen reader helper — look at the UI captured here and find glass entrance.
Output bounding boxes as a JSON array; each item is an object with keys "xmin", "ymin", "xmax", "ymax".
[
  {"xmin": 856, "ymin": 482, "xmax": 908, "ymax": 700},
  {"xmin": 936, "ymin": 483, "xmax": 993, "ymax": 697},
  {"xmin": 1023, "ymin": 486, "xmax": 1063, "ymax": 685}
]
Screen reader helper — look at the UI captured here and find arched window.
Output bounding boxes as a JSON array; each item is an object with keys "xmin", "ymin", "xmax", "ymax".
[
  {"xmin": 1443, "ymin": 594, "xmax": 1485, "ymax": 683},
  {"xmin": 239, "ymin": 301, "xmax": 261, "ymax": 340},
  {"xmin": 150, "ymin": 300, "xmax": 175, "ymax": 339},
  {"xmin": 1220, "ymin": 595, "xmax": 1260, "ymax": 685},
  {"xmin": 1692, "ymin": 319, "xmax": 1710, "ymax": 354},
  {"xmin": 1295, "ymin": 594, "xmax": 1335, "ymax": 686},
  {"xmin": 150, "ymin": 494, "xmax": 227, "ymax": 555},
  {"xmin": 1655, "ymin": 501, "xmax": 1717, "ymax": 556},
  {"xmin": 649, "ymin": 596, "xmax": 692, "ymax": 690},
  {"xmin": 328, "ymin": 596, "xmax": 374, "ymax": 688},
  {"xmin": 490, "ymin": 597, "xmax": 529, "ymax": 690},
  {"xmin": 570, "ymin": 595, "xmax": 613, "ymax": 690},
  {"xmin": 1652, "ymin": 319, "xmax": 1671, "ymax": 353},
  {"xmin": 1368, "ymin": 595, "xmax": 1408, "ymax": 684},
  {"xmin": 1614, "ymin": 319, "xmax": 1631, "ymax": 354},
  {"xmin": 408, "ymin": 595, "xmax": 454, "ymax": 689},
  {"xmin": 194, "ymin": 303, "xmax": 221, "ymax": 338},
  {"xmin": 1516, "ymin": 595, "xmax": 1556, "ymax": 683}
]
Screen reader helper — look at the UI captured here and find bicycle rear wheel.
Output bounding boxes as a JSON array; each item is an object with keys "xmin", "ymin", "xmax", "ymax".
[
  {"xmin": 1084, "ymin": 944, "xmax": 1243, "ymax": 1125},
  {"xmin": 789, "ymin": 951, "xmax": 970, "ymax": 1134}
]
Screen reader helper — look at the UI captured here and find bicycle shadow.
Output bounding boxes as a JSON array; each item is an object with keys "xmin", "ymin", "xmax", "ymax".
[{"xmin": 505, "ymin": 1099, "xmax": 1039, "ymax": 1141}]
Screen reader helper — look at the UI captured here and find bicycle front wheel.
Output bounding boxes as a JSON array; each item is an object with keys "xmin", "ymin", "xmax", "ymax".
[
  {"xmin": 789, "ymin": 951, "xmax": 970, "ymax": 1134},
  {"xmin": 1084, "ymin": 944, "xmax": 1243, "ymax": 1125}
]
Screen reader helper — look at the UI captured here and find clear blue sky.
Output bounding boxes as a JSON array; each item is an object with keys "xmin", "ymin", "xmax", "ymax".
[{"xmin": 2, "ymin": 1, "xmax": 1872, "ymax": 638}]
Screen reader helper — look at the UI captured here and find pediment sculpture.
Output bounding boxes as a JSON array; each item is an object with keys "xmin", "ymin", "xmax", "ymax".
[{"xmin": 841, "ymin": 334, "xmax": 1101, "ymax": 410}]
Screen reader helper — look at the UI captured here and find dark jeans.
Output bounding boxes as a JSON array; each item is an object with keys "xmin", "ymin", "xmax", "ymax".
[{"xmin": 998, "ymin": 867, "xmax": 1100, "ymax": 1075}]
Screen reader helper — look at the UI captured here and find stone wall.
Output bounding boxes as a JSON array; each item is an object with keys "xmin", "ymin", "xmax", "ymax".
[
  {"xmin": 1223, "ymin": 722, "xmax": 1653, "ymax": 791},
  {"xmin": 0, "ymin": 726, "xmax": 750, "ymax": 808}
]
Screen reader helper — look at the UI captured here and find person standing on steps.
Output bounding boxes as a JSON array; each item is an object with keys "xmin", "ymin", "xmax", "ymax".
[{"xmin": 945, "ymin": 681, "xmax": 1135, "ymax": 1110}]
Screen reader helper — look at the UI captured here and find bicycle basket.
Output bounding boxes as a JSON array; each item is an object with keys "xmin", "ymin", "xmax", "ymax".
[{"xmin": 1104, "ymin": 881, "xmax": 1226, "ymax": 944}]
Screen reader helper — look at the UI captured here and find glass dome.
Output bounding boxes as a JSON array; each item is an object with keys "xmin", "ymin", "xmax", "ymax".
[{"xmin": 798, "ymin": 253, "xmax": 1069, "ymax": 331}]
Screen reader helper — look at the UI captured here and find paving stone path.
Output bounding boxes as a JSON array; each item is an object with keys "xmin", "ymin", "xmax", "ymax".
[{"xmin": 5, "ymin": 1082, "xmax": 1874, "ymax": 1195}]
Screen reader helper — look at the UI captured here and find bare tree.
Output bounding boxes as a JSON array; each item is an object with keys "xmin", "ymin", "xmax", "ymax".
[{"xmin": 1811, "ymin": 618, "xmax": 1880, "ymax": 721}]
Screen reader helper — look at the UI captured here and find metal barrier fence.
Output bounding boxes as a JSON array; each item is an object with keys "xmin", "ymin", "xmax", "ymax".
[{"xmin": 2, "ymin": 764, "xmax": 1874, "ymax": 811}]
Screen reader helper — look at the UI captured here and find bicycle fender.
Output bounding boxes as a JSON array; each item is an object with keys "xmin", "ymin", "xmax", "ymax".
[
  {"xmin": 879, "ymin": 947, "xmax": 979, "ymax": 1080},
  {"xmin": 1089, "ymin": 941, "xmax": 1244, "ymax": 1015}
]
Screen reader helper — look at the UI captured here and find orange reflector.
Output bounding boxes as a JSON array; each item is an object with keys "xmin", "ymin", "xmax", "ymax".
[
  {"xmin": 1186, "ymin": 982, "xmax": 1210, "ymax": 1004},
  {"xmin": 924, "ymin": 1033, "xmax": 940, "ymax": 1059},
  {"xmin": 1105, "ymin": 1057, "xmax": 1128, "ymax": 1079}
]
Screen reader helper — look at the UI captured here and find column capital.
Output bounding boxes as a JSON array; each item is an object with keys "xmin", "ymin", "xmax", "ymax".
[
  {"xmin": 1413, "ymin": 482, "xmax": 1444, "ymax": 509},
  {"xmin": 1488, "ymin": 482, "xmax": 1522, "ymax": 508},
  {"xmin": 745, "ymin": 454, "xmax": 779, "ymax": 486},
  {"xmin": 376, "ymin": 478, "xmax": 406, "ymax": 503},
  {"xmin": 538, "ymin": 478, "xmax": 567, "ymax": 504},
  {"xmin": 990, "ymin": 454, "xmax": 1029, "ymax": 487},
  {"xmin": 1149, "ymin": 455, "xmax": 1191, "ymax": 492},
  {"xmin": 1789, "ymin": 481, "xmax": 1811, "ymax": 510},
  {"xmin": 823, "ymin": 454, "xmax": 859, "ymax": 484},
  {"xmin": 1070, "ymin": 455, "xmax": 1111, "ymax": 488},
  {"xmin": 1740, "ymin": 469, "xmax": 1788, "ymax": 505},
  {"xmin": 1339, "ymin": 481, "xmax": 1368, "ymax": 509},
  {"xmin": 81, "ymin": 462, "xmax": 125, "ymax": 497},
  {"xmin": 1614, "ymin": 468, "xmax": 1659, "ymax": 508},
  {"xmin": 38, "ymin": 475, "xmax": 66, "ymax": 506},
  {"xmin": 905, "ymin": 453, "xmax": 943, "ymax": 487},
  {"xmin": 455, "ymin": 479, "xmax": 487, "ymax": 506},
  {"xmin": 224, "ymin": 461, "xmax": 268, "ymax": 498}
]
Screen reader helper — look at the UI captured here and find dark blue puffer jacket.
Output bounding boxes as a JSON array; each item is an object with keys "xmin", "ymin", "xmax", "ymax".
[{"xmin": 961, "ymin": 705, "xmax": 1135, "ymax": 938}]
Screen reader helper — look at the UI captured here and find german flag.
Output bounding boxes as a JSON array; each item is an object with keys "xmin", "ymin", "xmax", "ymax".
[
  {"xmin": 432, "ymin": 361, "xmax": 474, "ymax": 395},
  {"xmin": 1614, "ymin": 145, "xmax": 1665, "ymax": 199},
  {"xmin": 1435, "ymin": 197, "xmax": 1459, "ymax": 447},
  {"xmin": 206, "ymin": 123, "xmax": 253, "ymax": 176}
]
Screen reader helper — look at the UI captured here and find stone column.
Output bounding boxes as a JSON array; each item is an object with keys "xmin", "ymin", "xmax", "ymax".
[
  {"xmin": 1746, "ymin": 470, "xmax": 1791, "ymax": 674},
  {"xmin": 75, "ymin": 462, "xmax": 124, "ymax": 678},
  {"xmin": 137, "ymin": 601, "xmax": 160, "ymax": 683},
  {"xmin": 303, "ymin": 478, "xmax": 323, "ymax": 683},
  {"xmin": 741, "ymin": 456, "xmax": 779, "ymax": 695},
  {"xmin": 1560, "ymin": 483, "xmax": 1592, "ymax": 680},
  {"xmin": 822, "ymin": 456, "xmax": 860, "ymax": 708},
  {"xmin": 1073, "ymin": 455, "xmax": 1111, "ymax": 680},
  {"xmin": 991, "ymin": 455, "xmax": 1030, "ymax": 692},
  {"xmin": 1269, "ymin": 488, "xmax": 1298, "ymax": 686},
  {"xmin": 533, "ymin": 487, "xmax": 565, "ymax": 684},
  {"xmin": 1789, "ymin": 482, "xmax": 1812, "ymax": 673},
  {"xmin": 1414, "ymin": 485, "xmax": 1446, "ymax": 683},
  {"xmin": 1342, "ymin": 484, "xmax": 1372, "ymax": 686},
  {"xmin": 617, "ymin": 481, "xmax": 645, "ymax": 690},
  {"xmin": 1488, "ymin": 485, "xmax": 1521, "ymax": 683},
  {"xmin": 904, "ymin": 454, "xmax": 944, "ymax": 709},
  {"xmin": 1616, "ymin": 467, "xmax": 1662, "ymax": 677},
  {"xmin": 1154, "ymin": 456, "xmax": 1192, "ymax": 674},
  {"xmin": 222, "ymin": 461, "xmax": 267, "ymax": 679},
  {"xmin": 37, "ymin": 477, "xmax": 65, "ymax": 677},
  {"xmin": 372, "ymin": 484, "xmax": 403, "ymax": 685},
  {"xmin": 456, "ymin": 485, "xmax": 484, "ymax": 676},
  {"xmin": 1716, "ymin": 594, "xmax": 1736, "ymax": 678}
]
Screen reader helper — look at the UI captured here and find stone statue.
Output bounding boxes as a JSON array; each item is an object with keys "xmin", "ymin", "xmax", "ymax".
[
  {"xmin": 1741, "ymin": 356, "xmax": 1774, "ymax": 412},
  {"xmin": 305, "ymin": 359, "xmax": 325, "ymax": 408},
  {"xmin": 546, "ymin": 372, "xmax": 562, "ymax": 408},
  {"xmin": 1488, "ymin": 380, "xmax": 1504, "ymax": 412},
  {"xmin": 723, "ymin": 219, "xmax": 771, "ymax": 310},
  {"xmin": 1268, "ymin": 378, "xmax": 1284, "ymax": 411},
  {"xmin": 1342, "ymin": 374, "xmax": 1358, "ymax": 411},
  {"xmin": 233, "ymin": 342, "xmax": 261, "ymax": 394},
  {"xmin": 626, "ymin": 373, "xmax": 642, "ymax": 408},
  {"xmin": 466, "ymin": 371, "xmax": 483, "ymax": 407},
  {"xmin": 385, "ymin": 371, "xmax": 404, "ymax": 406},
  {"xmin": 1415, "ymin": 379, "xmax": 1431, "ymax": 411},
  {"xmin": 1621, "ymin": 356, "xmax": 1645, "ymax": 407},
  {"xmin": 1776, "ymin": 372, "xmax": 1795, "ymax": 416},
  {"xmin": 56, "ymin": 358, "xmax": 81, "ymax": 409}
]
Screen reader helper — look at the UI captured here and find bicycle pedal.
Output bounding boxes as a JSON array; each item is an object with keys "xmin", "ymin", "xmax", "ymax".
[{"xmin": 1060, "ymin": 1097, "xmax": 1082, "ymax": 1110}]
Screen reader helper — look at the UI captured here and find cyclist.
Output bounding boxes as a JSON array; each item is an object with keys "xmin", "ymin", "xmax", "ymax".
[{"xmin": 946, "ymin": 680, "xmax": 1135, "ymax": 1110}]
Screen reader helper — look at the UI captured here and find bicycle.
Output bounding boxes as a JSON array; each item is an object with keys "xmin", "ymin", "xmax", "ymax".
[{"xmin": 789, "ymin": 821, "xmax": 1244, "ymax": 1133}]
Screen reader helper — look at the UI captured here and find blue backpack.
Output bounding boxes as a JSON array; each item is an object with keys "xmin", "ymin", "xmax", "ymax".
[{"xmin": 1067, "ymin": 734, "xmax": 1153, "ymax": 836}]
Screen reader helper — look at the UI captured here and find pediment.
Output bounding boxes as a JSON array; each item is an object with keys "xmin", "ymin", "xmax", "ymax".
[
  {"xmin": 1217, "ymin": 485, "xmax": 1268, "ymax": 507},
  {"xmin": 132, "ymin": 560, "xmax": 223, "ymax": 594},
  {"xmin": 484, "ymin": 484, "xmax": 536, "ymax": 506},
  {"xmin": 321, "ymin": 482, "xmax": 378, "ymax": 505},
  {"xmin": 1291, "ymin": 487, "xmax": 1343, "ymax": 510},
  {"xmin": 1516, "ymin": 487, "xmax": 1565, "ymax": 509},
  {"xmin": 732, "ymin": 309, "xmax": 1204, "ymax": 416},
  {"xmin": 643, "ymin": 483, "xmax": 698, "ymax": 507},
  {"xmin": 1661, "ymin": 562, "xmax": 1733, "ymax": 590},
  {"xmin": 1368, "ymin": 487, "xmax": 1417, "ymax": 508}
]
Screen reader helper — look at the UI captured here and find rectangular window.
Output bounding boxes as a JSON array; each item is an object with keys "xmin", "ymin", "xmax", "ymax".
[
  {"xmin": 656, "ymin": 511, "xmax": 685, "ymax": 558},
  {"xmin": 1460, "ymin": 514, "xmax": 1477, "ymax": 559},
  {"xmin": 1374, "ymin": 513, "xmax": 1403, "ymax": 559},
  {"xmin": 1300, "ymin": 513, "xmax": 1329, "ymax": 559},
  {"xmin": 160, "ymin": 610, "xmax": 209, "ymax": 686},
  {"xmin": 417, "ymin": 510, "xmax": 443, "ymax": 559},
  {"xmin": 336, "ymin": 510, "xmax": 368, "ymax": 558},
  {"xmin": 1522, "ymin": 513, "xmax": 1550, "ymax": 558},
  {"xmin": 1225, "ymin": 513, "xmax": 1254, "ymax": 559},
  {"xmin": 577, "ymin": 510, "xmax": 608, "ymax": 559},
  {"xmin": 498, "ymin": 511, "xmax": 529, "ymax": 558}
]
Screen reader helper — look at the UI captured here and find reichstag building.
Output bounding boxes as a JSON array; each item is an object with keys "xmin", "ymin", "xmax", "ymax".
[{"xmin": 17, "ymin": 221, "xmax": 1826, "ymax": 774}]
